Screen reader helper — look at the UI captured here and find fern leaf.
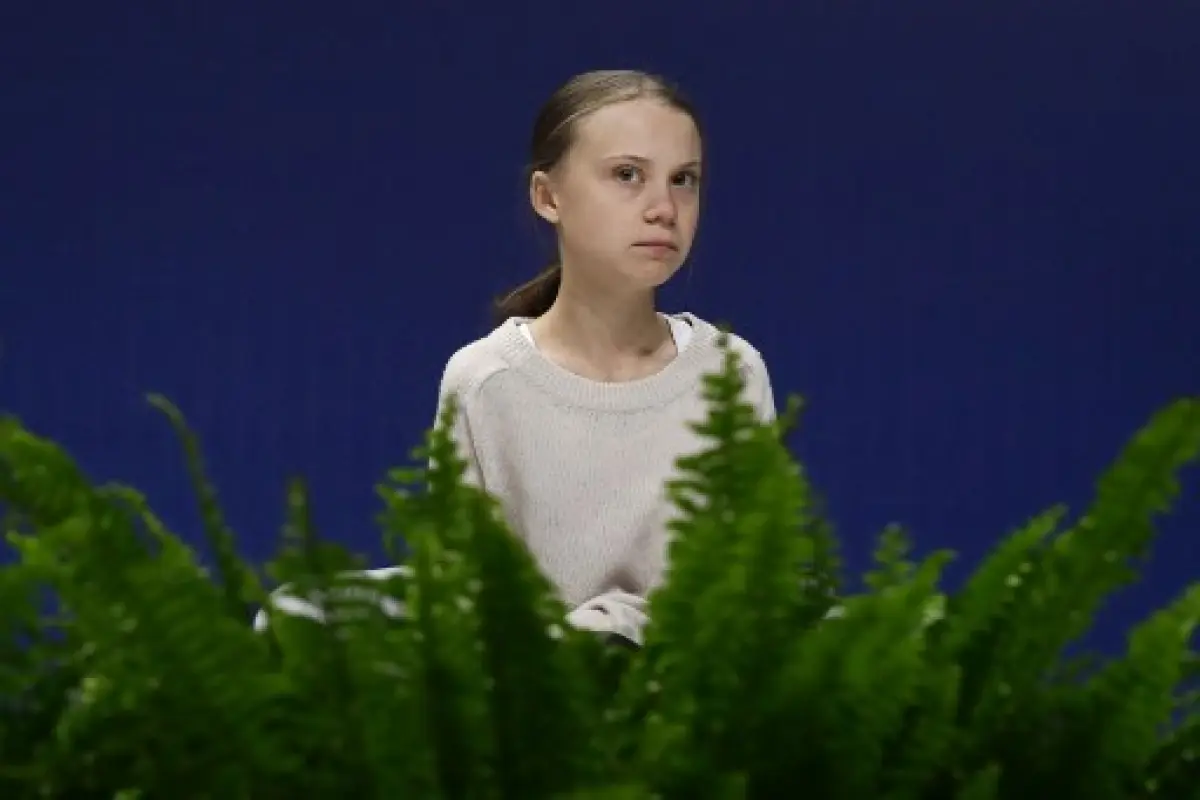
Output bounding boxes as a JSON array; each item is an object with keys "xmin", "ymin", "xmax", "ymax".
[
  {"xmin": 969, "ymin": 398, "xmax": 1200, "ymax": 733},
  {"xmin": 626, "ymin": 340, "xmax": 837, "ymax": 794},
  {"xmin": 2, "ymin": 420, "xmax": 293, "ymax": 794},
  {"xmin": 955, "ymin": 763, "xmax": 1001, "ymax": 800},
  {"xmin": 385, "ymin": 396, "xmax": 597, "ymax": 797},
  {"xmin": 147, "ymin": 394, "xmax": 264, "ymax": 621},
  {"xmin": 762, "ymin": 547, "xmax": 952, "ymax": 796},
  {"xmin": 1143, "ymin": 709, "xmax": 1200, "ymax": 799},
  {"xmin": 1065, "ymin": 582, "xmax": 1200, "ymax": 800}
]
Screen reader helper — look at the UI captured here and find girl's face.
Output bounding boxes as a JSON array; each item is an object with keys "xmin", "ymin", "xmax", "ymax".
[{"xmin": 531, "ymin": 98, "xmax": 703, "ymax": 293}]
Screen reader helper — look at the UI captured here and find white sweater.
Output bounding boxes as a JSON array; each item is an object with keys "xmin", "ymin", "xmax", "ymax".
[
  {"xmin": 435, "ymin": 313, "xmax": 775, "ymax": 641},
  {"xmin": 255, "ymin": 313, "xmax": 775, "ymax": 644}
]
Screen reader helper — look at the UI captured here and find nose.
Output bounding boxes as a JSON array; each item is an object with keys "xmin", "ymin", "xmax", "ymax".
[{"xmin": 643, "ymin": 185, "xmax": 677, "ymax": 227}]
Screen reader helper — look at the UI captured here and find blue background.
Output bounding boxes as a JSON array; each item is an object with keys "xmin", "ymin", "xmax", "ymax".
[{"xmin": 3, "ymin": 3, "xmax": 1196, "ymax": 653}]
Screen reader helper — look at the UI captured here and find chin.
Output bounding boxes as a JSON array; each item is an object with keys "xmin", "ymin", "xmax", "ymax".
[{"xmin": 621, "ymin": 259, "xmax": 683, "ymax": 290}]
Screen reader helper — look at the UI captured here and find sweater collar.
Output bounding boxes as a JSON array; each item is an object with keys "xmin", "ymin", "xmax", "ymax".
[{"xmin": 490, "ymin": 312, "xmax": 721, "ymax": 412}]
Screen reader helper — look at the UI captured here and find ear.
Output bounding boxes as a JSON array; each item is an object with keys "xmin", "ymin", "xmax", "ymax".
[{"xmin": 529, "ymin": 170, "xmax": 561, "ymax": 225}]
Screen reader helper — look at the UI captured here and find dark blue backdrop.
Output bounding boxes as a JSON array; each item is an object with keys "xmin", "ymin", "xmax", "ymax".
[{"xmin": 3, "ymin": 4, "xmax": 1196, "ymax": 653}]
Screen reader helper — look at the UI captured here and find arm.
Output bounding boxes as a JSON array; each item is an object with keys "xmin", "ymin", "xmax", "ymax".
[
  {"xmin": 566, "ymin": 590, "xmax": 649, "ymax": 646},
  {"xmin": 755, "ymin": 360, "xmax": 777, "ymax": 423},
  {"xmin": 252, "ymin": 566, "xmax": 412, "ymax": 632},
  {"xmin": 254, "ymin": 356, "xmax": 485, "ymax": 635},
  {"xmin": 433, "ymin": 357, "xmax": 486, "ymax": 490},
  {"xmin": 433, "ymin": 391, "xmax": 485, "ymax": 489},
  {"xmin": 733, "ymin": 337, "xmax": 777, "ymax": 424}
]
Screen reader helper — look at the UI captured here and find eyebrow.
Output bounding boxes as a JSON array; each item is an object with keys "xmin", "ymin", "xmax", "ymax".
[{"xmin": 605, "ymin": 154, "xmax": 703, "ymax": 170}]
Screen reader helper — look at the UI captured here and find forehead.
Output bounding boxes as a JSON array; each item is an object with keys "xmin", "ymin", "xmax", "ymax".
[{"xmin": 570, "ymin": 98, "xmax": 701, "ymax": 162}]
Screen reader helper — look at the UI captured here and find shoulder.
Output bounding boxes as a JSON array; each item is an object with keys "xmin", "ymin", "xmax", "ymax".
[
  {"xmin": 679, "ymin": 313, "xmax": 776, "ymax": 420},
  {"xmin": 726, "ymin": 332, "xmax": 770, "ymax": 378},
  {"xmin": 724, "ymin": 332, "xmax": 774, "ymax": 409},
  {"xmin": 437, "ymin": 327, "xmax": 517, "ymax": 403},
  {"xmin": 678, "ymin": 313, "xmax": 771, "ymax": 378}
]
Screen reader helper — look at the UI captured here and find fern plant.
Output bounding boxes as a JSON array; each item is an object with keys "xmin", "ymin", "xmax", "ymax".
[{"xmin": 0, "ymin": 337, "xmax": 1196, "ymax": 799}]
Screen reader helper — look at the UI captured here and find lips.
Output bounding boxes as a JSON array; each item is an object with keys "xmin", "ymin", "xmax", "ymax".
[{"xmin": 634, "ymin": 241, "xmax": 678, "ymax": 251}]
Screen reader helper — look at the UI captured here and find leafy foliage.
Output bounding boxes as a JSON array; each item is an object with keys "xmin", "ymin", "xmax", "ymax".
[{"xmin": 1, "ymin": 337, "xmax": 1197, "ymax": 799}]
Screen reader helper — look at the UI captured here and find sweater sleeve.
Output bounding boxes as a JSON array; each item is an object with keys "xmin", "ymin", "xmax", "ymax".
[
  {"xmin": 433, "ymin": 369, "xmax": 486, "ymax": 490},
  {"xmin": 733, "ymin": 338, "xmax": 777, "ymax": 423},
  {"xmin": 456, "ymin": 413, "xmax": 486, "ymax": 489},
  {"xmin": 566, "ymin": 590, "xmax": 649, "ymax": 646},
  {"xmin": 756, "ymin": 361, "xmax": 777, "ymax": 423}
]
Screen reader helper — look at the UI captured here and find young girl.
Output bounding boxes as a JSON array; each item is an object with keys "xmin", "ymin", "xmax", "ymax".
[
  {"xmin": 435, "ymin": 70, "xmax": 777, "ymax": 645},
  {"xmin": 254, "ymin": 70, "xmax": 777, "ymax": 642}
]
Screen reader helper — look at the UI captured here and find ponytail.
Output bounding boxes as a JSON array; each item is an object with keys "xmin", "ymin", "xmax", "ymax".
[{"xmin": 492, "ymin": 264, "xmax": 562, "ymax": 326}]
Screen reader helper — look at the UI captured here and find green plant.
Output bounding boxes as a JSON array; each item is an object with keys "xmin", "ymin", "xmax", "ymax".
[{"xmin": 1, "ymin": 337, "xmax": 1197, "ymax": 799}]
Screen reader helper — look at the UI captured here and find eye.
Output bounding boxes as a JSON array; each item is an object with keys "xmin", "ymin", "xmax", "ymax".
[
  {"xmin": 673, "ymin": 170, "xmax": 701, "ymax": 190},
  {"xmin": 613, "ymin": 164, "xmax": 643, "ymax": 184}
]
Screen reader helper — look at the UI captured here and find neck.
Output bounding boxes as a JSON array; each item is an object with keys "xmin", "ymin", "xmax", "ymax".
[{"xmin": 536, "ymin": 267, "xmax": 665, "ymax": 358}]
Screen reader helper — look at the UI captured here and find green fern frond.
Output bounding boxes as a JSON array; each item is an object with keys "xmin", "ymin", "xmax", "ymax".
[
  {"xmin": 1, "ymin": 359, "xmax": 1196, "ymax": 798},
  {"xmin": 864, "ymin": 523, "xmax": 918, "ymax": 592},
  {"xmin": 1, "ymin": 419, "xmax": 294, "ymax": 795},
  {"xmin": 624, "ymin": 338, "xmax": 829, "ymax": 794},
  {"xmin": 380, "ymin": 395, "xmax": 597, "ymax": 798},
  {"xmin": 1143, "ymin": 709, "xmax": 1200, "ymax": 799},
  {"xmin": 0, "ymin": 417, "xmax": 94, "ymax": 528},
  {"xmin": 936, "ymin": 505, "xmax": 1066, "ymax": 660},
  {"xmin": 1064, "ymin": 582, "xmax": 1200, "ymax": 799},
  {"xmin": 956, "ymin": 763, "xmax": 1002, "ymax": 800},
  {"xmin": 758, "ymin": 546, "xmax": 953, "ymax": 796},
  {"xmin": 969, "ymin": 398, "xmax": 1200, "ymax": 735},
  {"xmin": 147, "ymin": 394, "xmax": 265, "ymax": 620}
]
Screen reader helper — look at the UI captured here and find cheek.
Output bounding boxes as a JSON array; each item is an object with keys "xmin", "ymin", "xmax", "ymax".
[
  {"xmin": 558, "ymin": 216, "xmax": 609, "ymax": 262},
  {"xmin": 677, "ymin": 197, "xmax": 701, "ymax": 237},
  {"xmin": 561, "ymin": 190, "xmax": 627, "ymax": 249}
]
